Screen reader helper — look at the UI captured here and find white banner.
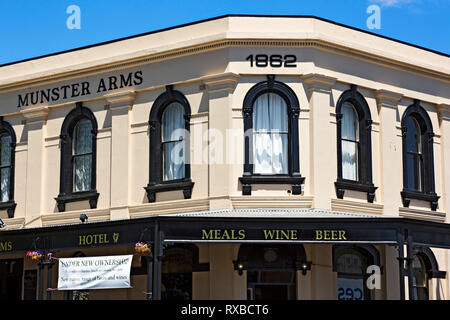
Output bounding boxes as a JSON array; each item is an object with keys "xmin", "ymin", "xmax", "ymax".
[{"xmin": 57, "ymin": 255, "xmax": 133, "ymax": 290}]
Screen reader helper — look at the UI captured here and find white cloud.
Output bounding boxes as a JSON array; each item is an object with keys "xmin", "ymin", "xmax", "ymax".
[{"xmin": 369, "ymin": 0, "xmax": 417, "ymax": 7}]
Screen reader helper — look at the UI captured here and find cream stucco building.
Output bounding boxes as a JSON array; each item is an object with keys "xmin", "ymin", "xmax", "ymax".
[{"xmin": 0, "ymin": 15, "xmax": 449, "ymax": 300}]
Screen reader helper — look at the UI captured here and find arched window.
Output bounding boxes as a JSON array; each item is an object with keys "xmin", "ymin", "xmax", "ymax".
[
  {"xmin": 239, "ymin": 75, "xmax": 304, "ymax": 195},
  {"xmin": 411, "ymin": 247, "xmax": 446, "ymax": 300},
  {"xmin": 400, "ymin": 100, "xmax": 439, "ymax": 211},
  {"xmin": 333, "ymin": 245, "xmax": 380, "ymax": 300},
  {"xmin": 55, "ymin": 102, "xmax": 99, "ymax": 212},
  {"xmin": 146, "ymin": 85, "xmax": 193, "ymax": 203},
  {"xmin": 253, "ymin": 93, "xmax": 288, "ymax": 174},
  {"xmin": 161, "ymin": 102, "xmax": 185, "ymax": 181},
  {"xmin": 341, "ymin": 102, "xmax": 359, "ymax": 181},
  {"xmin": 0, "ymin": 117, "xmax": 16, "ymax": 218},
  {"xmin": 335, "ymin": 85, "xmax": 376, "ymax": 203},
  {"xmin": 72, "ymin": 118, "xmax": 93, "ymax": 192},
  {"xmin": 412, "ymin": 254, "xmax": 429, "ymax": 300}
]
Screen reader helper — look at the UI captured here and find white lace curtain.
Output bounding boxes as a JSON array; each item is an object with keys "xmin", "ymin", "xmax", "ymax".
[
  {"xmin": 73, "ymin": 118, "xmax": 93, "ymax": 192},
  {"xmin": 253, "ymin": 93, "xmax": 288, "ymax": 174},
  {"xmin": 341, "ymin": 102, "xmax": 359, "ymax": 181},
  {"xmin": 0, "ymin": 134, "xmax": 11, "ymax": 202},
  {"xmin": 162, "ymin": 102, "xmax": 185, "ymax": 181}
]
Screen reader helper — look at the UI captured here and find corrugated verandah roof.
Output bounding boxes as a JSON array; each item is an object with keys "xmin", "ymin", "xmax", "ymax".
[{"xmin": 159, "ymin": 208, "xmax": 392, "ymax": 219}]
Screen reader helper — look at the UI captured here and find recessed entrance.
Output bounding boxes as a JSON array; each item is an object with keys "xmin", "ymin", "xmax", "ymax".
[
  {"xmin": 235, "ymin": 244, "xmax": 306, "ymax": 301},
  {"xmin": 247, "ymin": 270, "xmax": 296, "ymax": 300},
  {"xmin": 0, "ymin": 259, "xmax": 23, "ymax": 300}
]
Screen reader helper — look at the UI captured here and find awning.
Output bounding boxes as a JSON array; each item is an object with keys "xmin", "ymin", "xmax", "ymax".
[{"xmin": 1, "ymin": 208, "xmax": 450, "ymax": 255}]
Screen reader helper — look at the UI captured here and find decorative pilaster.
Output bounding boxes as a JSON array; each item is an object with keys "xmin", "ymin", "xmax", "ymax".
[
  {"xmin": 203, "ymin": 73, "xmax": 239, "ymax": 209},
  {"xmin": 301, "ymin": 73, "xmax": 336, "ymax": 210},
  {"xmin": 21, "ymin": 106, "xmax": 49, "ymax": 226},
  {"xmin": 375, "ymin": 89, "xmax": 403, "ymax": 214},
  {"xmin": 438, "ymin": 103, "xmax": 450, "ymax": 220},
  {"xmin": 105, "ymin": 91, "xmax": 135, "ymax": 220}
]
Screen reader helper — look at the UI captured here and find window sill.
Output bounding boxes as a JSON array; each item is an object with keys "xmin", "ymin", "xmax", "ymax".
[
  {"xmin": 55, "ymin": 191, "xmax": 99, "ymax": 212},
  {"xmin": 144, "ymin": 179, "xmax": 194, "ymax": 203},
  {"xmin": 0, "ymin": 200, "xmax": 17, "ymax": 218},
  {"xmin": 239, "ymin": 175, "xmax": 305, "ymax": 195},
  {"xmin": 335, "ymin": 179, "xmax": 377, "ymax": 203},
  {"xmin": 401, "ymin": 189, "xmax": 440, "ymax": 211}
]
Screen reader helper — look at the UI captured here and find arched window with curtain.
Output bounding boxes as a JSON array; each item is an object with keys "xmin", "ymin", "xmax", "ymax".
[
  {"xmin": 146, "ymin": 85, "xmax": 193, "ymax": 203},
  {"xmin": 400, "ymin": 100, "xmax": 439, "ymax": 211},
  {"xmin": 335, "ymin": 85, "xmax": 376, "ymax": 203},
  {"xmin": 0, "ymin": 117, "xmax": 17, "ymax": 218},
  {"xmin": 252, "ymin": 92, "xmax": 288, "ymax": 175},
  {"xmin": 161, "ymin": 102, "xmax": 185, "ymax": 181},
  {"xmin": 239, "ymin": 75, "xmax": 304, "ymax": 195},
  {"xmin": 341, "ymin": 102, "xmax": 359, "ymax": 181},
  {"xmin": 55, "ymin": 102, "xmax": 99, "ymax": 212}
]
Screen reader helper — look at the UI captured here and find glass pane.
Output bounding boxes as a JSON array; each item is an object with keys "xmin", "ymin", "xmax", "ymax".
[
  {"xmin": 73, "ymin": 119, "xmax": 93, "ymax": 155},
  {"xmin": 405, "ymin": 153, "xmax": 422, "ymax": 191},
  {"xmin": 162, "ymin": 103, "xmax": 185, "ymax": 143},
  {"xmin": 341, "ymin": 102, "xmax": 358, "ymax": 141},
  {"xmin": 253, "ymin": 93, "xmax": 288, "ymax": 174},
  {"xmin": 338, "ymin": 277, "xmax": 364, "ymax": 300},
  {"xmin": 337, "ymin": 253, "xmax": 363, "ymax": 274},
  {"xmin": 73, "ymin": 155, "xmax": 92, "ymax": 192},
  {"xmin": 253, "ymin": 93, "xmax": 288, "ymax": 132},
  {"xmin": 405, "ymin": 116, "xmax": 421, "ymax": 153},
  {"xmin": 0, "ymin": 168, "xmax": 10, "ymax": 202},
  {"xmin": 412, "ymin": 255, "xmax": 429, "ymax": 300},
  {"xmin": 163, "ymin": 141, "xmax": 185, "ymax": 181},
  {"xmin": 342, "ymin": 140, "xmax": 358, "ymax": 181},
  {"xmin": 0, "ymin": 135, "xmax": 11, "ymax": 167},
  {"xmin": 253, "ymin": 133, "xmax": 288, "ymax": 174}
]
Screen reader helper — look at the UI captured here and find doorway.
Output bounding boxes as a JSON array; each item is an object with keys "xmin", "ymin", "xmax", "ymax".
[
  {"xmin": 247, "ymin": 270, "xmax": 296, "ymax": 300},
  {"xmin": 235, "ymin": 244, "xmax": 306, "ymax": 301},
  {"xmin": 0, "ymin": 258, "xmax": 24, "ymax": 300}
]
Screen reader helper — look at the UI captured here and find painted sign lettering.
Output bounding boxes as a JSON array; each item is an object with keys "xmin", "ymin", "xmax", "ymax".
[
  {"xmin": 0, "ymin": 241, "xmax": 13, "ymax": 252},
  {"xmin": 201, "ymin": 229, "xmax": 245, "ymax": 240},
  {"xmin": 199, "ymin": 228, "xmax": 348, "ymax": 241},
  {"xmin": 315, "ymin": 230, "xmax": 347, "ymax": 241},
  {"xmin": 79, "ymin": 233, "xmax": 120, "ymax": 246},
  {"xmin": 17, "ymin": 71, "xmax": 143, "ymax": 108}
]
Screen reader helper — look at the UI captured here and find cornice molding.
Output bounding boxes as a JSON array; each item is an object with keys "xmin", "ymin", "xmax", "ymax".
[
  {"xmin": 331, "ymin": 198, "xmax": 383, "ymax": 215},
  {"xmin": 202, "ymin": 72, "xmax": 240, "ymax": 93},
  {"xmin": 21, "ymin": 105, "xmax": 49, "ymax": 124},
  {"xmin": 438, "ymin": 103, "xmax": 450, "ymax": 122},
  {"xmin": 1, "ymin": 38, "xmax": 448, "ymax": 94},
  {"xmin": 399, "ymin": 206, "xmax": 446, "ymax": 223},
  {"xmin": 375, "ymin": 89, "xmax": 403, "ymax": 110},
  {"xmin": 301, "ymin": 73, "xmax": 337, "ymax": 94},
  {"xmin": 0, "ymin": 217, "xmax": 25, "ymax": 230},
  {"xmin": 105, "ymin": 90, "xmax": 136, "ymax": 110}
]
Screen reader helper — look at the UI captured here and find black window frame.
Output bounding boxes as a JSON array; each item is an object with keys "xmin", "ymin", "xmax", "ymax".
[
  {"xmin": 55, "ymin": 102, "xmax": 99, "ymax": 212},
  {"xmin": 239, "ymin": 75, "xmax": 304, "ymax": 195},
  {"xmin": 332, "ymin": 244, "xmax": 381, "ymax": 301},
  {"xmin": 0, "ymin": 117, "xmax": 17, "ymax": 218},
  {"xmin": 335, "ymin": 85, "xmax": 377, "ymax": 203},
  {"xmin": 145, "ymin": 85, "xmax": 194, "ymax": 203},
  {"xmin": 400, "ymin": 100, "xmax": 439, "ymax": 211}
]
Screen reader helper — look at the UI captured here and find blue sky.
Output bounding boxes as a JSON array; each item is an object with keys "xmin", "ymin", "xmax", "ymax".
[{"xmin": 0, "ymin": 0, "xmax": 448, "ymax": 65}]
